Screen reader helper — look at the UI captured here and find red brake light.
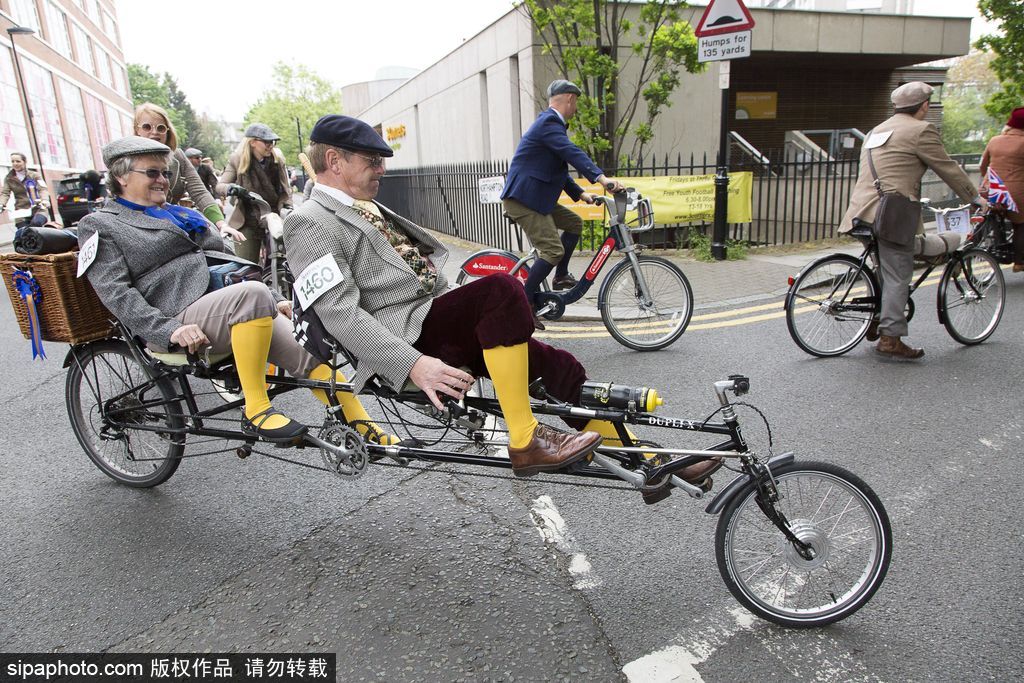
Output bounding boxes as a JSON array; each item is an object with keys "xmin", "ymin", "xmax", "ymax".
[{"xmin": 787, "ymin": 276, "xmax": 795, "ymax": 286}]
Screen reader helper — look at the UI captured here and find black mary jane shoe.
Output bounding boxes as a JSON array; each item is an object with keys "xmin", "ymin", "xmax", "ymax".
[{"xmin": 241, "ymin": 407, "xmax": 308, "ymax": 443}]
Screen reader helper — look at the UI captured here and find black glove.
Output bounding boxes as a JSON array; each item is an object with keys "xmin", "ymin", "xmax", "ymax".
[{"xmin": 227, "ymin": 184, "xmax": 248, "ymax": 198}]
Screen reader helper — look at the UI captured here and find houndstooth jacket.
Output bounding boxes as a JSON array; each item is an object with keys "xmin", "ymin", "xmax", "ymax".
[{"xmin": 282, "ymin": 185, "xmax": 449, "ymax": 391}]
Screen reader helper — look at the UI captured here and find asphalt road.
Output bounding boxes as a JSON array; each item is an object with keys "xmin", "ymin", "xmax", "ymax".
[{"xmin": 0, "ymin": 273, "xmax": 1022, "ymax": 682}]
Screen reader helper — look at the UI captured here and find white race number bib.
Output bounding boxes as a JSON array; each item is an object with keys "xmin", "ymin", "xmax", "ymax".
[
  {"xmin": 77, "ymin": 232, "xmax": 99, "ymax": 277},
  {"xmin": 294, "ymin": 253, "xmax": 344, "ymax": 309}
]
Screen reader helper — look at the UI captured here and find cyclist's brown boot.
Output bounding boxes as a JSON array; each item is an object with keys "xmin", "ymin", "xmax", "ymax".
[
  {"xmin": 875, "ymin": 335, "xmax": 924, "ymax": 359},
  {"xmin": 865, "ymin": 319, "xmax": 880, "ymax": 342},
  {"xmin": 508, "ymin": 424, "xmax": 602, "ymax": 477}
]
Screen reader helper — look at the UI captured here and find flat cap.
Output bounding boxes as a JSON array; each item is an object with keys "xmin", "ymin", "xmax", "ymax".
[
  {"xmin": 891, "ymin": 81, "xmax": 933, "ymax": 109},
  {"xmin": 102, "ymin": 136, "xmax": 170, "ymax": 168},
  {"xmin": 184, "ymin": 147, "xmax": 203, "ymax": 158},
  {"xmin": 547, "ymin": 79, "xmax": 581, "ymax": 98},
  {"xmin": 243, "ymin": 123, "xmax": 280, "ymax": 141},
  {"xmin": 309, "ymin": 114, "xmax": 393, "ymax": 157}
]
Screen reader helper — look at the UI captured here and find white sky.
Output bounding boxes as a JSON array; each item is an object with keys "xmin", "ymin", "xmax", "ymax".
[{"xmin": 116, "ymin": 0, "xmax": 992, "ymax": 122}]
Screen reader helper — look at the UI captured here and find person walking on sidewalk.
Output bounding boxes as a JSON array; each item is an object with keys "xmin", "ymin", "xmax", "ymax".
[
  {"xmin": 501, "ymin": 80, "xmax": 623, "ymax": 328},
  {"xmin": 839, "ymin": 81, "xmax": 984, "ymax": 360},
  {"xmin": 979, "ymin": 106, "xmax": 1024, "ymax": 273}
]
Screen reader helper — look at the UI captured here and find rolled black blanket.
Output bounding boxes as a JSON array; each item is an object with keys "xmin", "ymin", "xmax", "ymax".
[{"xmin": 14, "ymin": 226, "xmax": 80, "ymax": 255}]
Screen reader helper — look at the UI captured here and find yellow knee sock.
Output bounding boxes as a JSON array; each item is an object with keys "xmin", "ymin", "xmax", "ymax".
[
  {"xmin": 482, "ymin": 343, "xmax": 538, "ymax": 448},
  {"xmin": 307, "ymin": 364, "xmax": 398, "ymax": 445},
  {"xmin": 232, "ymin": 316, "xmax": 291, "ymax": 430},
  {"xmin": 583, "ymin": 420, "xmax": 656, "ymax": 460}
]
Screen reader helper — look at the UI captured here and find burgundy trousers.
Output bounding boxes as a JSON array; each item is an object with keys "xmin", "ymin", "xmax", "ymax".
[{"xmin": 413, "ymin": 274, "xmax": 588, "ymax": 411}]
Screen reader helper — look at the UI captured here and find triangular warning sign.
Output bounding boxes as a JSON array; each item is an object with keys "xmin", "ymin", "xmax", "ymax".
[{"xmin": 694, "ymin": 0, "xmax": 756, "ymax": 37}]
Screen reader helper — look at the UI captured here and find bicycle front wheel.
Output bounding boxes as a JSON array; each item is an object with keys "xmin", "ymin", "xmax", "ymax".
[
  {"xmin": 785, "ymin": 254, "xmax": 878, "ymax": 357},
  {"xmin": 939, "ymin": 248, "xmax": 1005, "ymax": 345},
  {"xmin": 715, "ymin": 460, "xmax": 892, "ymax": 628},
  {"xmin": 65, "ymin": 340, "xmax": 184, "ymax": 487},
  {"xmin": 599, "ymin": 256, "xmax": 693, "ymax": 351}
]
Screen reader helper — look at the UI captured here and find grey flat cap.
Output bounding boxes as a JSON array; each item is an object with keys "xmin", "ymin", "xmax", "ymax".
[
  {"xmin": 891, "ymin": 81, "xmax": 933, "ymax": 109},
  {"xmin": 184, "ymin": 147, "xmax": 203, "ymax": 158},
  {"xmin": 547, "ymin": 79, "xmax": 582, "ymax": 98},
  {"xmin": 102, "ymin": 136, "xmax": 171, "ymax": 167},
  {"xmin": 243, "ymin": 123, "xmax": 280, "ymax": 141}
]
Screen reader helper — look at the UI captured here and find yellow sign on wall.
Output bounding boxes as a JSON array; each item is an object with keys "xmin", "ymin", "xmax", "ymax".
[
  {"xmin": 736, "ymin": 92, "xmax": 777, "ymax": 120},
  {"xmin": 626, "ymin": 173, "xmax": 753, "ymax": 223},
  {"xmin": 558, "ymin": 181, "xmax": 606, "ymax": 220}
]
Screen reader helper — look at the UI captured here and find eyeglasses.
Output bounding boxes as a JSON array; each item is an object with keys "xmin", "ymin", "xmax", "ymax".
[
  {"xmin": 138, "ymin": 122, "xmax": 168, "ymax": 135},
  {"xmin": 260, "ymin": 139, "xmax": 276, "ymax": 146},
  {"xmin": 350, "ymin": 152, "xmax": 385, "ymax": 169},
  {"xmin": 130, "ymin": 168, "xmax": 172, "ymax": 180}
]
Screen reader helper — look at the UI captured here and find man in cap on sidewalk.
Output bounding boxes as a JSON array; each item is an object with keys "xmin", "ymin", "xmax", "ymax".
[
  {"xmin": 501, "ymin": 80, "xmax": 624, "ymax": 328},
  {"xmin": 840, "ymin": 81, "xmax": 985, "ymax": 359},
  {"xmin": 185, "ymin": 147, "xmax": 219, "ymax": 196}
]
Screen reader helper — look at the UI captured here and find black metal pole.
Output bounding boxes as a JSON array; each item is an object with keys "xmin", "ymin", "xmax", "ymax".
[{"xmin": 712, "ymin": 73, "xmax": 730, "ymax": 261}]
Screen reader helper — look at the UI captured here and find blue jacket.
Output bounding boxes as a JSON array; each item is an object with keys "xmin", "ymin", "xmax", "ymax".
[{"xmin": 501, "ymin": 108, "xmax": 604, "ymax": 214}]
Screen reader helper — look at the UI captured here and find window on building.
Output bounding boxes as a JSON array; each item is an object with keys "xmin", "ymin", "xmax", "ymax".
[
  {"xmin": 86, "ymin": 0, "xmax": 100, "ymax": 23},
  {"xmin": 20, "ymin": 59, "xmax": 69, "ymax": 167},
  {"xmin": 95, "ymin": 46, "xmax": 112, "ymax": 85},
  {"xmin": 82, "ymin": 92, "xmax": 109, "ymax": 169},
  {"xmin": 44, "ymin": 2, "xmax": 73, "ymax": 60},
  {"xmin": 8, "ymin": 0, "xmax": 42, "ymax": 32},
  {"xmin": 110, "ymin": 59, "xmax": 124, "ymax": 95},
  {"xmin": 71, "ymin": 23, "xmax": 95, "ymax": 75},
  {"xmin": 57, "ymin": 78, "xmax": 94, "ymax": 169},
  {"xmin": 105, "ymin": 102, "xmax": 123, "ymax": 140},
  {"xmin": 101, "ymin": 8, "xmax": 117, "ymax": 41},
  {"xmin": 0, "ymin": 46, "xmax": 34, "ymax": 166}
]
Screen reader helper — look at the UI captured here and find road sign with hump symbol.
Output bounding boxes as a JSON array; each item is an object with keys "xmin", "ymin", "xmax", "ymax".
[{"xmin": 694, "ymin": 0, "xmax": 756, "ymax": 37}]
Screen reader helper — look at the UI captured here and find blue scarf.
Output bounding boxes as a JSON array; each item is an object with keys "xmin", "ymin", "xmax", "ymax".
[{"xmin": 115, "ymin": 197, "xmax": 208, "ymax": 236}]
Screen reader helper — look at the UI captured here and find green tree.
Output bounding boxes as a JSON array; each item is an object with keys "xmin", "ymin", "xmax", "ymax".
[
  {"xmin": 165, "ymin": 75, "xmax": 199, "ymax": 148},
  {"xmin": 243, "ymin": 62, "xmax": 344, "ymax": 164},
  {"xmin": 941, "ymin": 51, "xmax": 1003, "ymax": 154},
  {"xmin": 521, "ymin": 0, "xmax": 702, "ymax": 168},
  {"xmin": 125, "ymin": 64, "xmax": 196, "ymax": 146},
  {"xmin": 191, "ymin": 114, "xmax": 230, "ymax": 168},
  {"xmin": 976, "ymin": 0, "xmax": 1024, "ymax": 121}
]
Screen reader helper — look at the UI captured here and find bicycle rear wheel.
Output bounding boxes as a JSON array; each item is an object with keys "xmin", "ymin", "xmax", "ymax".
[
  {"xmin": 599, "ymin": 255, "xmax": 692, "ymax": 351},
  {"xmin": 939, "ymin": 248, "xmax": 1005, "ymax": 345},
  {"xmin": 65, "ymin": 340, "xmax": 184, "ymax": 487},
  {"xmin": 785, "ymin": 254, "xmax": 878, "ymax": 357},
  {"xmin": 715, "ymin": 460, "xmax": 892, "ymax": 628}
]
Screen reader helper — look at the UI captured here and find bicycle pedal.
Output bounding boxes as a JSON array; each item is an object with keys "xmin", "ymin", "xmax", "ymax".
[{"xmin": 641, "ymin": 485, "xmax": 672, "ymax": 505}]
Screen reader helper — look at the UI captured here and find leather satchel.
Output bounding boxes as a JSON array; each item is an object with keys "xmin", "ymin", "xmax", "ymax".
[{"xmin": 867, "ymin": 146, "xmax": 920, "ymax": 247}]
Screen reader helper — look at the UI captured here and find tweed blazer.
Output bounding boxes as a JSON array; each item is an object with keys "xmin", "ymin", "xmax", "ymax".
[
  {"xmin": 283, "ymin": 186, "xmax": 449, "ymax": 391},
  {"xmin": 501, "ymin": 108, "xmax": 603, "ymax": 214},
  {"xmin": 77, "ymin": 199, "xmax": 235, "ymax": 348},
  {"xmin": 840, "ymin": 113, "xmax": 977, "ymax": 233},
  {"xmin": 980, "ymin": 128, "xmax": 1024, "ymax": 223}
]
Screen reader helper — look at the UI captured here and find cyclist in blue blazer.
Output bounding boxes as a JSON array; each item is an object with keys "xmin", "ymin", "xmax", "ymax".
[{"xmin": 501, "ymin": 80, "xmax": 622, "ymax": 327}]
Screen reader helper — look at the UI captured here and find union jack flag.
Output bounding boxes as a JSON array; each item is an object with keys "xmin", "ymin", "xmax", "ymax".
[{"xmin": 987, "ymin": 167, "xmax": 1018, "ymax": 213}]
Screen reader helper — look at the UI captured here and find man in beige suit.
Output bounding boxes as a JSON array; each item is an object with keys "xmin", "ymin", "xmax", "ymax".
[{"xmin": 840, "ymin": 82, "xmax": 984, "ymax": 359}]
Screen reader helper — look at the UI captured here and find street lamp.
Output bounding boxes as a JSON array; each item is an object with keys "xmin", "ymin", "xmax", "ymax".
[{"xmin": 6, "ymin": 25, "xmax": 47, "ymax": 189}]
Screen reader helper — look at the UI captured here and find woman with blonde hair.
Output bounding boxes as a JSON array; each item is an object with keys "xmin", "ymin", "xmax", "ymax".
[
  {"xmin": 216, "ymin": 123, "xmax": 292, "ymax": 262},
  {"xmin": 133, "ymin": 103, "xmax": 243, "ymax": 243}
]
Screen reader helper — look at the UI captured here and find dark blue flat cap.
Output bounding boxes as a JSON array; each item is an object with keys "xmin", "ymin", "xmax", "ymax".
[{"xmin": 310, "ymin": 115, "xmax": 393, "ymax": 157}]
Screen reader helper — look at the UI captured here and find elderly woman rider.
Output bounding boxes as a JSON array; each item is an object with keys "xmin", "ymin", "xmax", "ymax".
[
  {"xmin": 133, "ymin": 102, "xmax": 244, "ymax": 243},
  {"xmin": 77, "ymin": 136, "xmax": 396, "ymax": 444}
]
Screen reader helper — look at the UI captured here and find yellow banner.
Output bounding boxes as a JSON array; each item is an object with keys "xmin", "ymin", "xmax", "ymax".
[
  {"xmin": 558, "ymin": 181, "xmax": 606, "ymax": 220},
  {"xmin": 626, "ymin": 173, "xmax": 753, "ymax": 223}
]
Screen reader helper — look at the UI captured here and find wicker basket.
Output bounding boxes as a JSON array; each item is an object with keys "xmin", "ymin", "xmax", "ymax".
[{"xmin": 1, "ymin": 252, "xmax": 115, "ymax": 344}]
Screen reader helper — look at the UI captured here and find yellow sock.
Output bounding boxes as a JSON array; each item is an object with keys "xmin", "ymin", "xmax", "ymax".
[
  {"xmin": 482, "ymin": 343, "xmax": 538, "ymax": 448},
  {"xmin": 583, "ymin": 419, "xmax": 657, "ymax": 460},
  {"xmin": 231, "ymin": 316, "xmax": 291, "ymax": 430},
  {"xmin": 307, "ymin": 364, "xmax": 399, "ymax": 444}
]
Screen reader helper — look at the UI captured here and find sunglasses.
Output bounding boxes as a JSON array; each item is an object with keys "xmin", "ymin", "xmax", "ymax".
[
  {"xmin": 350, "ymin": 151, "xmax": 385, "ymax": 169},
  {"xmin": 130, "ymin": 168, "xmax": 172, "ymax": 180},
  {"xmin": 260, "ymin": 139, "xmax": 276, "ymax": 146},
  {"xmin": 138, "ymin": 122, "xmax": 168, "ymax": 135}
]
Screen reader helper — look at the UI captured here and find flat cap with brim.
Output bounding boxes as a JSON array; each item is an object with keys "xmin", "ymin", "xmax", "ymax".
[
  {"xmin": 184, "ymin": 147, "xmax": 203, "ymax": 158},
  {"xmin": 102, "ymin": 136, "xmax": 171, "ymax": 168},
  {"xmin": 891, "ymin": 81, "xmax": 933, "ymax": 109},
  {"xmin": 243, "ymin": 123, "xmax": 280, "ymax": 141},
  {"xmin": 310, "ymin": 114, "xmax": 393, "ymax": 157},
  {"xmin": 547, "ymin": 79, "xmax": 581, "ymax": 98}
]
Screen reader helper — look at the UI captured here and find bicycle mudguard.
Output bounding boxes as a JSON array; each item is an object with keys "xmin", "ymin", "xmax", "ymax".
[
  {"xmin": 703, "ymin": 452, "xmax": 795, "ymax": 515},
  {"xmin": 459, "ymin": 249, "xmax": 528, "ymax": 282}
]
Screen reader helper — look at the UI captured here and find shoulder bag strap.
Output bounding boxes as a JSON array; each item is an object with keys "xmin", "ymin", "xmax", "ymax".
[{"xmin": 864, "ymin": 129, "xmax": 885, "ymax": 199}]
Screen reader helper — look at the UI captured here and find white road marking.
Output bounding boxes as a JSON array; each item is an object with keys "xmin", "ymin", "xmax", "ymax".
[
  {"xmin": 529, "ymin": 495, "xmax": 602, "ymax": 590},
  {"xmin": 979, "ymin": 438, "xmax": 999, "ymax": 450}
]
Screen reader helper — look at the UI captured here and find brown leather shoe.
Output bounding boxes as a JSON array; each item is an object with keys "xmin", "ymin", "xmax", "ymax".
[
  {"xmin": 552, "ymin": 273, "xmax": 578, "ymax": 290},
  {"xmin": 1013, "ymin": 263, "xmax": 1024, "ymax": 273},
  {"xmin": 508, "ymin": 424, "xmax": 602, "ymax": 477},
  {"xmin": 865, "ymin": 319, "xmax": 880, "ymax": 342},
  {"xmin": 875, "ymin": 335, "xmax": 924, "ymax": 359},
  {"xmin": 677, "ymin": 456, "xmax": 723, "ymax": 484},
  {"xmin": 532, "ymin": 314, "xmax": 546, "ymax": 331}
]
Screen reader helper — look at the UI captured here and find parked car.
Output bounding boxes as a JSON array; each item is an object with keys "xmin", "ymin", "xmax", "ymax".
[{"xmin": 56, "ymin": 171, "xmax": 105, "ymax": 226}]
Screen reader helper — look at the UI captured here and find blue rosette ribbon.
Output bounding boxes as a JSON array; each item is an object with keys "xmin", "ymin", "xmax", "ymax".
[{"xmin": 12, "ymin": 268, "xmax": 46, "ymax": 360}]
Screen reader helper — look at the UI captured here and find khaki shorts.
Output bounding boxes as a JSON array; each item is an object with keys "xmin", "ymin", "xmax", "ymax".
[
  {"xmin": 502, "ymin": 198, "xmax": 583, "ymax": 265},
  {"xmin": 176, "ymin": 281, "xmax": 320, "ymax": 378}
]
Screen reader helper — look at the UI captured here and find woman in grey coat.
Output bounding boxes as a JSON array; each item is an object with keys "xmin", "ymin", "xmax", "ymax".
[{"xmin": 78, "ymin": 136, "xmax": 396, "ymax": 445}]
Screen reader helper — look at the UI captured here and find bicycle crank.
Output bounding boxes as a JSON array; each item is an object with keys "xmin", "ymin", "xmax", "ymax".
[{"xmin": 308, "ymin": 422, "xmax": 369, "ymax": 479}]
